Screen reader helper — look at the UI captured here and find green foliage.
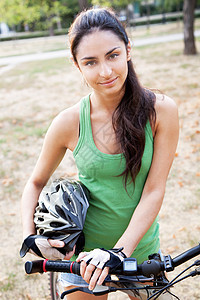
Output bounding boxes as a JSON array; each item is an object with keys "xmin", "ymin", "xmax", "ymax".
[
  {"xmin": 0, "ymin": 0, "xmax": 29, "ymax": 27},
  {"xmin": 155, "ymin": 0, "xmax": 184, "ymax": 12},
  {"xmin": 1, "ymin": 0, "xmax": 199, "ymax": 33},
  {"xmin": 91, "ymin": 0, "xmax": 131, "ymax": 10},
  {"xmin": 0, "ymin": 0, "xmax": 79, "ymax": 31}
]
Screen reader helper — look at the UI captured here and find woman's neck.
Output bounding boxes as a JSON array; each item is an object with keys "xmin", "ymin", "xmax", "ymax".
[{"xmin": 90, "ymin": 88, "xmax": 125, "ymax": 114}]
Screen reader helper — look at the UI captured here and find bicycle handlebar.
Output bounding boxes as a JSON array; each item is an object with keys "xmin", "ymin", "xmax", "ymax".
[
  {"xmin": 25, "ymin": 259, "xmax": 81, "ymax": 275},
  {"xmin": 25, "ymin": 243, "xmax": 200, "ymax": 278},
  {"xmin": 173, "ymin": 244, "xmax": 200, "ymax": 267}
]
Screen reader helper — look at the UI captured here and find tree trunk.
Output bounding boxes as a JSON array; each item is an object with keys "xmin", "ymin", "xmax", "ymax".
[
  {"xmin": 78, "ymin": 0, "xmax": 88, "ymax": 12},
  {"xmin": 145, "ymin": 0, "xmax": 151, "ymax": 30},
  {"xmin": 49, "ymin": 18, "xmax": 54, "ymax": 36},
  {"xmin": 161, "ymin": 0, "xmax": 166, "ymax": 24},
  {"xmin": 183, "ymin": 0, "xmax": 197, "ymax": 55}
]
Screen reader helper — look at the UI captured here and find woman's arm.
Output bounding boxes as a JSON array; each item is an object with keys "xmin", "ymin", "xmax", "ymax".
[
  {"xmin": 21, "ymin": 105, "xmax": 79, "ymax": 240},
  {"xmin": 114, "ymin": 94, "xmax": 179, "ymax": 256}
]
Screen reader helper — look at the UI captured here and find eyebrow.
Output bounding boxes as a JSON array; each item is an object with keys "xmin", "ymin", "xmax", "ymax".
[{"xmin": 80, "ymin": 47, "xmax": 121, "ymax": 61}]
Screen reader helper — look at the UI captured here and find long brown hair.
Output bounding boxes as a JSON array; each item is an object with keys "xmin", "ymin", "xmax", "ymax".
[{"xmin": 69, "ymin": 8, "xmax": 156, "ymax": 187}]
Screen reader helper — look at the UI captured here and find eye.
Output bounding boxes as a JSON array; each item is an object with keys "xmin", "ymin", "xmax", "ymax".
[
  {"xmin": 109, "ymin": 53, "xmax": 119, "ymax": 60},
  {"xmin": 85, "ymin": 60, "xmax": 96, "ymax": 66}
]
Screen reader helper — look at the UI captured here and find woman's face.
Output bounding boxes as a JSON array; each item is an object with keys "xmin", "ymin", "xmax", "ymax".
[{"xmin": 75, "ymin": 30, "xmax": 131, "ymax": 98}]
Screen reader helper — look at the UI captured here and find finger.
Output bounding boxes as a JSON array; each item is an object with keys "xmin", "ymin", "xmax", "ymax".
[
  {"xmin": 97, "ymin": 267, "xmax": 109, "ymax": 285},
  {"xmin": 80, "ymin": 260, "xmax": 87, "ymax": 277},
  {"xmin": 89, "ymin": 267, "xmax": 102, "ymax": 290},
  {"xmin": 83, "ymin": 264, "xmax": 96, "ymax": 283},
  {"xmin": 35, "ymin": 239, "xmax": 65, "ymax": 260},
  {"xmin": 48, "ymin": 239, "xmax": 65, "ymax": 248},
  {"xmin": 76, "ymin": 251, "xmax": 89, "ymax": 262}
]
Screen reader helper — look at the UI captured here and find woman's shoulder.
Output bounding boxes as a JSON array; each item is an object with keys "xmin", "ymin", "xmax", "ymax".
[
  {"xmin": 154, "ymin": 93, "xmax": 178, "ymax": 133},
  {"xmin": 56, "ymin": 102, "xmax": 80, "ymax": 125},
  {"xmin": 155, "ymin": 93, "xmax": 178, "ymax": 121},
  {"xmin": 48, "ymin": 101, "xmax": 80, "ymax": 150},
  {"xmin": 155, "ymin": 93, "xmax": 177, "ymax": 110},
  {"xmin": 51, "ymin": 102, "xmax": 80, "ymax": 131}
]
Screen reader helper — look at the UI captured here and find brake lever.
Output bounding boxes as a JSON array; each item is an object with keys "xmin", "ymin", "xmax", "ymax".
[
  {"xmin": 61, "ymin": 285, "xmax": 116, "ymax": 298},
  {"xmin": 61, "ymin": 287, "xmax": 93, "ymax": 298}
]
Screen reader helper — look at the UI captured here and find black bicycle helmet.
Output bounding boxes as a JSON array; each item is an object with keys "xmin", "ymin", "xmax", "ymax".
[{"xmin": 34, "ymin": 178, "xmax": 90, "ymax": 255}]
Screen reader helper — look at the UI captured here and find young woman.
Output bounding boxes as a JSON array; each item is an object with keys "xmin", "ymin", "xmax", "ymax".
[{"xmin": 21, "ymin": 7, "xmax": 179, "ymax": 300}]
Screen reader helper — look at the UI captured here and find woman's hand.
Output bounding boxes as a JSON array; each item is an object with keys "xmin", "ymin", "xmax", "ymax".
[
  {"xmin": 76, "ymin": 248, "xmax": 125, "ymax": 290},
  {"xmin": 77, "ymin": 251, "xmax": 110, "ymax": 290},
  {"xmin": 20, "ymin": 235, "xmax": 75, "ymax": 260},
  {"xmin": 48, "ymin": 239, "xmax": 76, "ymax": 260}
]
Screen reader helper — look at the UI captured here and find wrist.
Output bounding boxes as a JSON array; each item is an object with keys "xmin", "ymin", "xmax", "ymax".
[
  {"xmin": 114, "ymin": 244, "xmax": 135, "ymax": 258},
  {"xmin": 110, "ymin": 247, "xmax": 127, "ymax": 258},
  {"xmin": 23, "ymin": 230, "xmax": 36, "ymax": 240}
]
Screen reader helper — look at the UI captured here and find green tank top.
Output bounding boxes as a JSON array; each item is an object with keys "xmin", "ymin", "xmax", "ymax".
[{"xmin": 73, "ymin": 95, "xmax": 160, "ymax": 264}]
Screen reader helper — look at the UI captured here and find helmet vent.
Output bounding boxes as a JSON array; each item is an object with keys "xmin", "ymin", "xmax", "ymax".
[
  {"xmin": 55, "ymin": 184, "xmax": 60, "ymax": 192},
  {"xmin": 50, "ymin": 221, "xmax": 62, "ymax": 228},
  {"xmin": 55, "ymin": 204, "xmax": 66, "ymax": 219},
  {"xmin": 41, "ymin": 203, "xmax": 48, "ymax": 213}
]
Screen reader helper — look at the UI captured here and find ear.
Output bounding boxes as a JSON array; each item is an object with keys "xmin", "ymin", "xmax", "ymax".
[{"xmin": 127, "ymin": 39, "xmax": 132, "ymax": 61}]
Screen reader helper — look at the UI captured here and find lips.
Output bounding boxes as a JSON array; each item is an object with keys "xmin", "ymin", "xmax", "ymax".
[{"xmin": 99, "ymin": 77, "xmax": 118, "ymax": 86}]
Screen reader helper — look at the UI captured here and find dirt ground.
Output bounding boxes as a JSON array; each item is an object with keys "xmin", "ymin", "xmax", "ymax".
[{"xmin": 0, "ymin": 26, "xmax": 199, "ymax": 299}]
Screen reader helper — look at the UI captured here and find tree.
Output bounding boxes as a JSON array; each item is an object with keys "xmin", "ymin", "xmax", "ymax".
[
  {"xmin": 91, "ymin": 0, "xmax": 131, "ymax": 10},
  {"xmin": 0, "ymin": 0, "xmax": 36, "ymax": 30},
  {"xmin": 183, "ymin": 0, "xmax": 197, "ymax": 55},
  {"xmin": 0, "ymin": 0, "xmax": 76, "ymax": 34},
  {"xmin": 79, "ymin": 0, "xmax": 89, "ymax": 11},
  {"xmin": 28, "ymin": 0, "xmax": 75, "ymax": 35}
]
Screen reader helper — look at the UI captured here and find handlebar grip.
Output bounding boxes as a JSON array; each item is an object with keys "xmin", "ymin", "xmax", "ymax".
[
  {"xmin": 173, "ymin": 244, "xmax": 200, "ymax": 268},
  {"xmin": 25, "ymin": 260, "xmax": 81, "ymax": 275},
  {"xmin": 25, "ymin": 260, "xmax": 44, "ymax": 274}
]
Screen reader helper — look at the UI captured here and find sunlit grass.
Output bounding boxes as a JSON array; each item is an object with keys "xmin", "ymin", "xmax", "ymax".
[
  {"xmin": 0, "ymin": 57, "xmax": 70, "ymax": 90},
  {"xmin": 0, "ymin": 273, "xmax": 16, "ymax": 292}
]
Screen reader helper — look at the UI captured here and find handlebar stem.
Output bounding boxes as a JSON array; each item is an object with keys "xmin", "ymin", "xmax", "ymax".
[{"xmin": 139, "ymin": 259, "xmax": 163, "ymax": 277}]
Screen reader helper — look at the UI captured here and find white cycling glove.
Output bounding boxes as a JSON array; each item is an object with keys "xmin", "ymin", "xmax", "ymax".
[
  {"xmin": 20, "ymin": 235, "xmax": 65, "ymax": 260},
  {"xmin": 81, "ymin": 247, "xmax": 126, "ymax": 270}
]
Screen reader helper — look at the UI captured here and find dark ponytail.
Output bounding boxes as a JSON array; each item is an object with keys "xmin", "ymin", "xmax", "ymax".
[
  {"xmin": 112, "ymin": 60, "xmax": 156, "ymax": 186},
  {"xmin": 69, "ymin": 8, "xmax": 156, "ymax": 187}
]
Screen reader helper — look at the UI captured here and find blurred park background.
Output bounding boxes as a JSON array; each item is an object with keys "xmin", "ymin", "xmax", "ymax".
[
  {"xmin": 0, "ymin": 0, "xmax": 200, "ymax": 299},
  {"xmin": 0, "ymin": 0, "xmax": 200, "ymax": 55}
]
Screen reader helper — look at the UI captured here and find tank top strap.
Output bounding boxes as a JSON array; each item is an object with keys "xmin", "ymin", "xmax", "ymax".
[
  {"xmin": 73, "ymin": 94, "xmax": 91, "ymax": 156},
  {"xmin": 80, "ymin": 94, "xmax": 91, "ymax": 138},
  {"xmin": 145, "ymin": 118, "xmax": 153, "ymax": 142}
]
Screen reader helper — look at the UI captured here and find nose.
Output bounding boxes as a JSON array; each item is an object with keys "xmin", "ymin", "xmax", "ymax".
[{"xmin": 99, "ymin": 62, "xmax": 112, "ymax": 78}]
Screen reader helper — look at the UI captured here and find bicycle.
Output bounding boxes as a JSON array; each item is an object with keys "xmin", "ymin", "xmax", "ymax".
[{"xmin": 24, "ymin": 243, "xmax": 200, "ymax": 300}]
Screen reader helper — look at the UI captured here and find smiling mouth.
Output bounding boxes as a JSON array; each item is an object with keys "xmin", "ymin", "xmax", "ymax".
[{"xmin": 99, "ymin": 77, "xmax": 118, "ymax": 86}]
